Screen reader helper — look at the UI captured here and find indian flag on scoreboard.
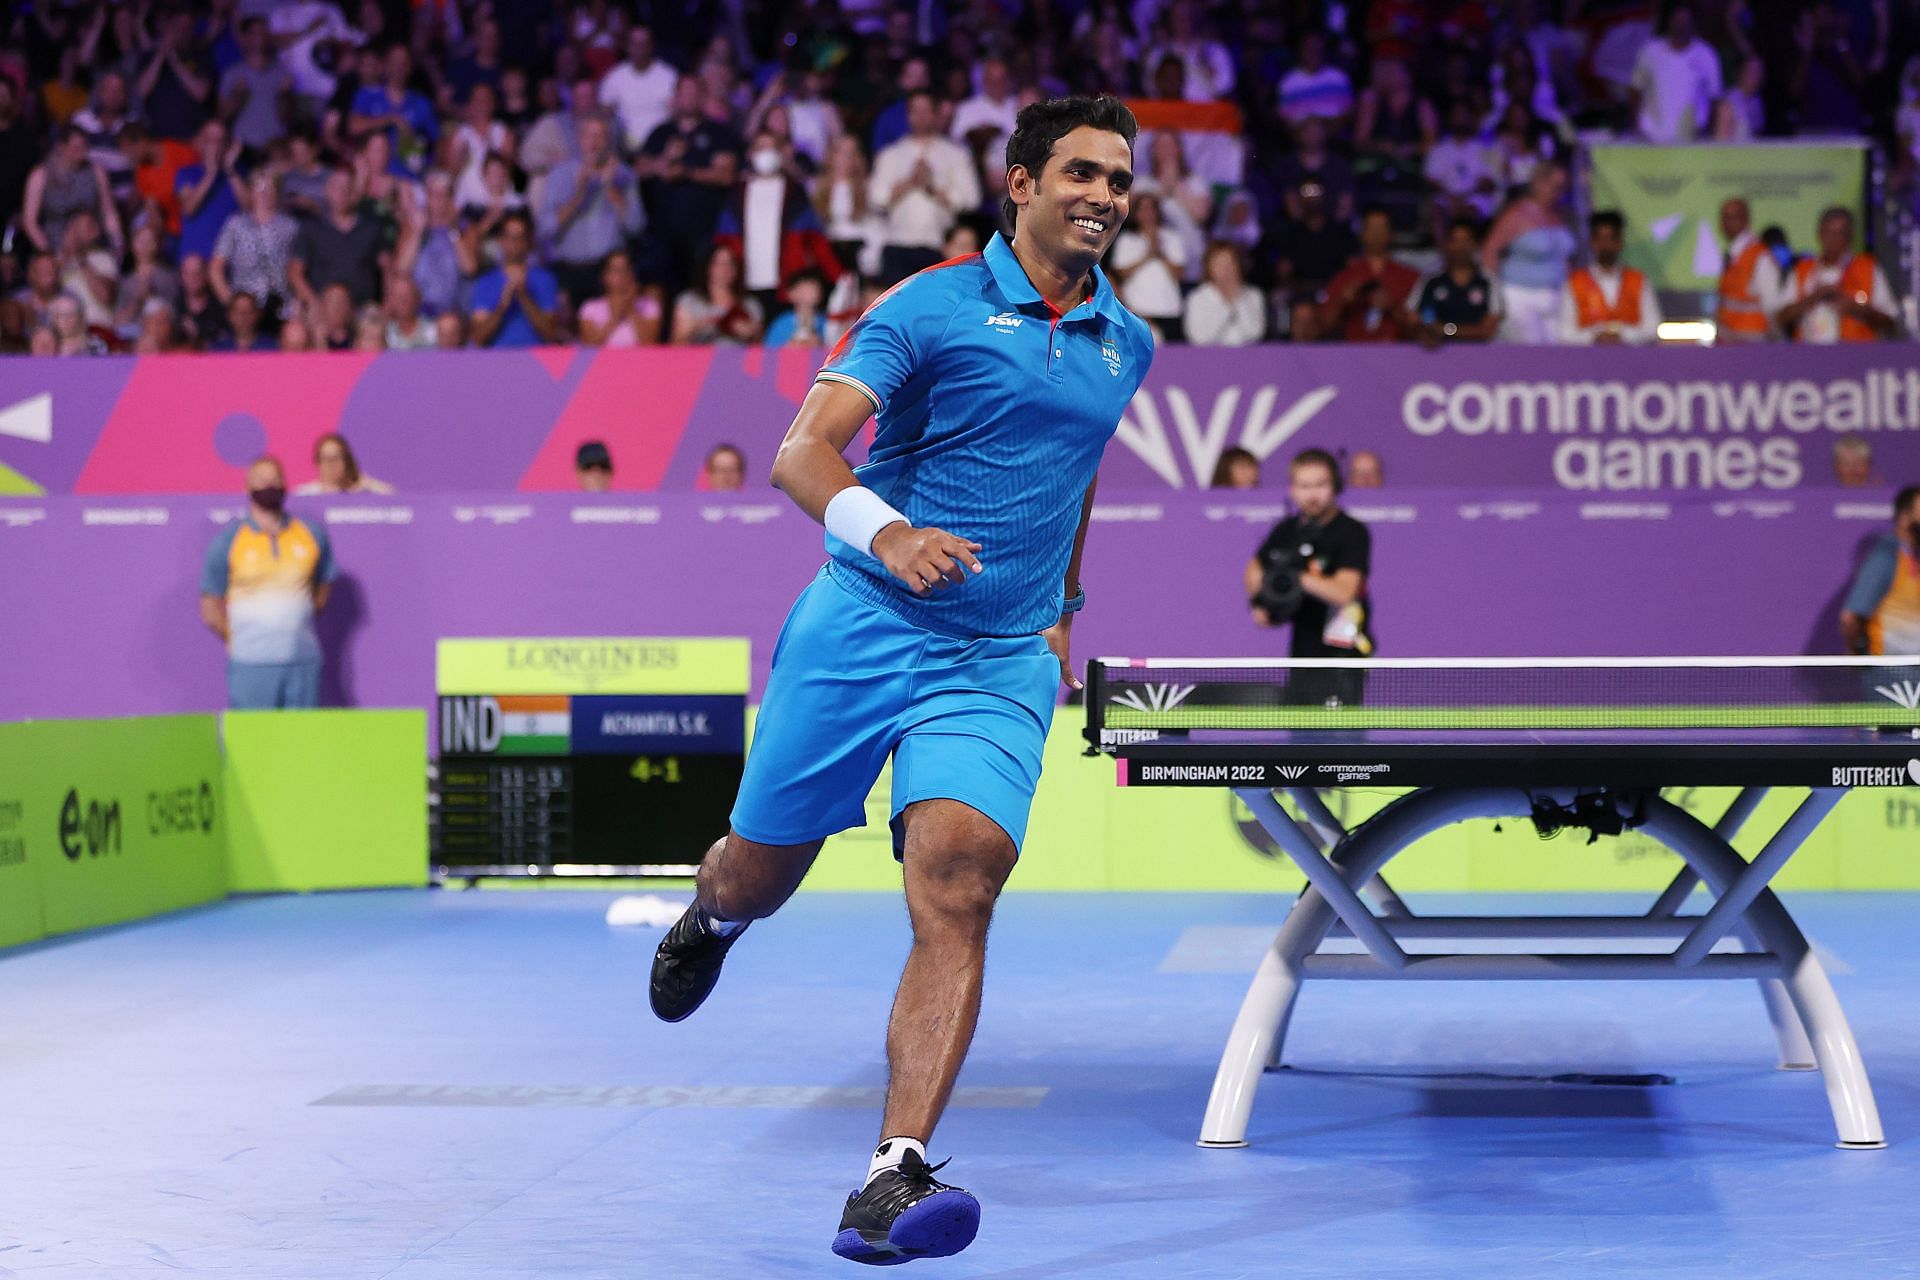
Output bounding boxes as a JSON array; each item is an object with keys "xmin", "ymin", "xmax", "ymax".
[{"xmin": 496, "ymin": 695, "xmax": 570, "ymax": 754}]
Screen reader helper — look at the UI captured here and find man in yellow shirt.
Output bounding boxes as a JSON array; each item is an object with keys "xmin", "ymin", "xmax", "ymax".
[{"xmin": 199, "ymin": 456, "xmax": 337, "ymax": 708}]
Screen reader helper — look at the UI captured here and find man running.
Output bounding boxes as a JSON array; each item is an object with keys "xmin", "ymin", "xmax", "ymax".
[{"xmin": 650, "ymin": 95, "xmax": 1152, "ymax": 1265}]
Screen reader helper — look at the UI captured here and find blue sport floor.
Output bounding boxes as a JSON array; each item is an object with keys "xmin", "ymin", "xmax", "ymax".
[{"xmin": 2, "ymin": 890, "xmax": 1919, "ymax": 1279}]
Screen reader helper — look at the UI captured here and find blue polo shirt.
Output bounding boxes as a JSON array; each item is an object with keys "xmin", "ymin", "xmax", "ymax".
[{"xmin": 817, "ymin": 231, "xmax": 1154, "ymax": 638}]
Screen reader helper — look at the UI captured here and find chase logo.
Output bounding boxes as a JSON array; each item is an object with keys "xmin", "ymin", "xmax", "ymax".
[
  {"xmin": 984, "ymin": 311, "xmax": 1024, "ymax": 330},
  {"xmin": 1101, "ymin": 338, "xmax": 1123, "ymax": 376}
]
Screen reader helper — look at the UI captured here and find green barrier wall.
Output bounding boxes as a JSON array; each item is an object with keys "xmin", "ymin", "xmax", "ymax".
[
  {"xmin": 805, "ymin": 709, "xmax": 1920, "ymax": 892},
  {"xmin": 0, "ymin": 716, "xmax": 226, "ymax": 939},
  {"xmin": 223, "ymin": 710, "xmax": 428, "ymax": 893}
]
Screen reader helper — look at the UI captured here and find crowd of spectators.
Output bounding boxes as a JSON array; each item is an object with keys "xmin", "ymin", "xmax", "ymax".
[{"xmin": 2, "ymin": 0, "xmax": 1917, "ymax": 356}]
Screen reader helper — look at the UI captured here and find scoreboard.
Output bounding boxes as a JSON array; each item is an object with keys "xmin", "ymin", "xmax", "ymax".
[{"xmin": 431, "ymin": 639, "xmax": 747, "ymax": 878}]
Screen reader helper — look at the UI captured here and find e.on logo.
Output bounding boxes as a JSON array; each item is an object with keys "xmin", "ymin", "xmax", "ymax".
[{"xmin": 59, "ymin": 789, "xmax": 122, "ymax": 860}]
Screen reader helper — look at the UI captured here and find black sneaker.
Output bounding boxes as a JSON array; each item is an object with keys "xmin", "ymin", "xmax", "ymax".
[
  {"xmin": 648, "ymin": 905, "xmax": 746, "ymax": 1022},
  {"xmin": 830, "ymin": 1150, "xmax": 980, "ymax": 1266}
]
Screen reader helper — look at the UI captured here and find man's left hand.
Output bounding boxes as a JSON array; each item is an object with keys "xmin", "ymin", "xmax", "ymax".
[{"xmin": 1042, "ymin": 616, "xmax": 1080, "ymax": 690}]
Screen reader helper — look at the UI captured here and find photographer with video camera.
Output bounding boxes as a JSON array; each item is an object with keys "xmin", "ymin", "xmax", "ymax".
[
  {"xmin": 1245, "ymin": 448, "xmax": 1374, "ymax": 706},
  {"xmin": 1840, "ymin": 485, "xmax": 1920, "ymax": 656}
]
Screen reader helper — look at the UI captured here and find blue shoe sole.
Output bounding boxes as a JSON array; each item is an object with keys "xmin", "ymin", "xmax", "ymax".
[{"xmin": 831, "ymin": 1190, "xmax": 980, "ymax": 1265}]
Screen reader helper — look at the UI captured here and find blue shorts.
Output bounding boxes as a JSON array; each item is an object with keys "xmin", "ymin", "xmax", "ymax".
[
  {"xmin": 227, "ymin": 659, "xmax": 322, "ymax": 710},
  {"xmin": 730, "ymin": 565, "xmax": 1059, "ymax": 854}
]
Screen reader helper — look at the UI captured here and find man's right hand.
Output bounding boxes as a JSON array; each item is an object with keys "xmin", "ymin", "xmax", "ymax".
[{"xmin": 872, "ymin": 524, "xmax": 984, "ymax": 595}]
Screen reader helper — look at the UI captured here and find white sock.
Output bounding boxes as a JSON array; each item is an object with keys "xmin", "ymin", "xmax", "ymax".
[
  {"xmin": 695, "ymin": 903, "xmax": 746, "ymax": 939},
  {"xmin": 864, "ymin": 1136, "xmax": 926, "ymax": 1187}
]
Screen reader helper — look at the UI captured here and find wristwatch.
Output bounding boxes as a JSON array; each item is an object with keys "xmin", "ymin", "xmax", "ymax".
[{"xmin": 1062, "ymin": 586, "xmax": 1087, "ymax": 615}]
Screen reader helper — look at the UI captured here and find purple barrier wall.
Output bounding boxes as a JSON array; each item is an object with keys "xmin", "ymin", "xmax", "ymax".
[
  {"xmin": 1, "ymin": 345, "xmax": 1917, "ymax": 496},
  {"xmin": 0, "ymin": 489, "xmax": 1896, "ymax": 722}
]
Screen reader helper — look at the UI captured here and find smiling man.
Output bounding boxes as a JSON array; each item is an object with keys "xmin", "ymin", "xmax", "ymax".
[{"xmin": 649, "ymin": 96, "xmax": 1153, "ymax": 1265}]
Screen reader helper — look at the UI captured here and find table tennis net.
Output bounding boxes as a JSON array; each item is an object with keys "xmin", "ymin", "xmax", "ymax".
[{"xmin": 1087, "ymin": 659, "xmax": 1920, "ymax": 732}]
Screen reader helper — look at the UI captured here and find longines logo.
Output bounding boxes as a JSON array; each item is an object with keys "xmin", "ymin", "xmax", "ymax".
[{"xmin": 505, "ymin": 641, "xmax": 680, "ymax": 689}]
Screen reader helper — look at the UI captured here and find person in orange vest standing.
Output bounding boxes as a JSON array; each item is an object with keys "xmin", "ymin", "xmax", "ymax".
[
  {"xmin": 1560, "ymin": 210, "xmax": 1661, "ymax": 344},
  {"xmin": 1775, "ymin": 206, "xmax": 1900, "ymax": 343},
  {"xmin": 1714, "ymin": 197, "xmax": 1780, "ymax": 343}
]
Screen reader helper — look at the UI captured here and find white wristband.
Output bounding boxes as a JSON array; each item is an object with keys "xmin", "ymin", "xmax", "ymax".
[{"xmin": 824, "ymin": 485, "xmax": 907, "ymax": 556}]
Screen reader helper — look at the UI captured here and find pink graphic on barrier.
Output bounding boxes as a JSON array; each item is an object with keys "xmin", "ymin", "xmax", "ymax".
[
  {"xmin": 518, "ymin": 346, "xmax": 714, "ymax": 490},
  {"xmin": 75, "ymin": 352, "xmax": 377, "ymax": 493}
]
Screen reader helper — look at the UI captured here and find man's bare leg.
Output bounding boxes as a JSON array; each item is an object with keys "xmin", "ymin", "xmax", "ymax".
[
  {"xmin": 696, "ymin": 830, "xmax": 824, "ymax": 923},
  {"xmin": 650, "ymin": 831, "xmax": 822, "ymax": 1023},
  {"xmin": 880, "ymin": 799, "xmax": 1019, "ymax": 1144}
]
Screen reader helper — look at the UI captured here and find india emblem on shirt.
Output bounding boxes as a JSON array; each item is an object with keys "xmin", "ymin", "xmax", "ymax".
[{"xmin": 1101, "ymin": 337, "xmax": 1123, "ymax": 376}]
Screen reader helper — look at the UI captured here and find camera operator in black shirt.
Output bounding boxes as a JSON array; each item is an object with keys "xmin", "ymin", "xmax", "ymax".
[{"xmin": 1245, "ymin": 447, "xmax": 1374, "ymax": 706}]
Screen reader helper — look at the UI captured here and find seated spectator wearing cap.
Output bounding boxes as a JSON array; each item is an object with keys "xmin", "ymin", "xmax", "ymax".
[
  {"xmin": 1413, "ymin": 219, "xmax": 1500, "ymax": 346},
  {"xmin": 1776, "ymin": 207, "xmax": 1900, "ymax": 344},
  {"xmin": 702, "ymin": 444, "xmax": 746, "ymax": 491},
  {"xmin": 1319, "ymin": 207, "xmax": 1419, "ymax": 343},
  {"xmin": 297, "ymin": 433, "xmax": 393, "ymax": 495},
  {"xmin": 469, "ymin": 211, "xmax": 566, "ymax": 347},
  {"xmin": 1715, "ymin": 197, "xmax": 1781, "ymax": 344},
  {"xmin": 576, "ymin": 441, "xmax": 614, "ymax": 491},
  {"xmin": 1561, "ymin": 211, "xmax": 1660, "ymax": 346}
]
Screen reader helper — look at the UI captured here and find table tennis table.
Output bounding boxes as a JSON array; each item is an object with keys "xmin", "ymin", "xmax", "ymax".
[{"xmin": 1085, "ymin": 656, "xmax": 1920, "ymax": 1151}]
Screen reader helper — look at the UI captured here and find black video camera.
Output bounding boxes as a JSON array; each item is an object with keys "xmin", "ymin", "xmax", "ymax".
[{"xmin": 1253, "ymin": 549, "xmax": 1308, "ymax": 624}]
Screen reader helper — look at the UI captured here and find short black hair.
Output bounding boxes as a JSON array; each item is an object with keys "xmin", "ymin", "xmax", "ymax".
[
  {"xmin": 1897, "ymin": 485, "xmax": 1920, "ymax": 517},
  {"xmin": 1291, "ymin": 447, "xmax": 1342, "ymax": 484},
  {"xmin": 1821, "ymin": 204, "xmax": 1854, "ymax": 227},
  {"xmin": 1590, "ymin": 210, "xmax": 1626, "ymax": 236},
  {"xmin": 1002, "ymin": 94, "xmax": 1138, "ymax": 226},
  {"xmin": 1447, "ymin": 216, "xmax": 1484, "ymax": 241}
]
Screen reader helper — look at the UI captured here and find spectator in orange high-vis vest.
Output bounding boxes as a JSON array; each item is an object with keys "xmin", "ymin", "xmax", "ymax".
[
  {"xmin": 1560, "ymin": 210, "xmax": 1660, "ymax": 345},
  {"xmin": 1776, "ymin": 207, "xmax": 1900, "ymax": 343},
  {"xmin": 1714, "ymin": 197, "xmax": 1781, "ymax": 343}
]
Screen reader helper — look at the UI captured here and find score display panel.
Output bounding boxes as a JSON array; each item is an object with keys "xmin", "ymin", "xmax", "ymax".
[{"xmin": 431, "ymin": 639, "xmax": 748, "ymax": 879}]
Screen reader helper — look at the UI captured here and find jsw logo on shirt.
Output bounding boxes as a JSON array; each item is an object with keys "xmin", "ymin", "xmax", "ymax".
[{"xmin": 983, "ymin": 311, "xmax": 1024, "ymax": 329}]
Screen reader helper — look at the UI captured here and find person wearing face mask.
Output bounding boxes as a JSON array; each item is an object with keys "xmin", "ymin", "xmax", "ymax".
[
  {"xmin": 714, "ymin": 130, "xmax": 844, "ymax": 324},
  {"xmin": 199, "ymin": 455, "xmax": 338, "ymax": 710}
]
